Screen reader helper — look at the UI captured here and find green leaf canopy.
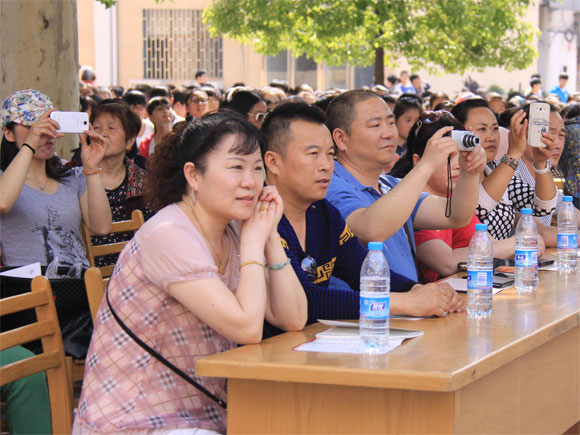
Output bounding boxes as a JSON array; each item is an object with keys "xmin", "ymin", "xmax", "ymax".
[{"xmin": 203, "ymin": 0, "xmax": 537, "ymax": 74}]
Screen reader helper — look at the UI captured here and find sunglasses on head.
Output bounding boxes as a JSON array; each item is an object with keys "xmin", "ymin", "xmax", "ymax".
[
  {"xmin": 251, "ymin": 111, "xmax": 269, "ymax": 122},
  {"xmin": 413, "ymin": 111, "xmax": 445, "ymax": 139},
  {"xmin": 301, "ymin": 256, "xmax": 317, "ymax": 282}
]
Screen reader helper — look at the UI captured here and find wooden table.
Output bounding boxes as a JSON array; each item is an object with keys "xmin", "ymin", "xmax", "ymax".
[{"xmin": 197, "ymin": 259, "xmax": 580, "ymax": 434}]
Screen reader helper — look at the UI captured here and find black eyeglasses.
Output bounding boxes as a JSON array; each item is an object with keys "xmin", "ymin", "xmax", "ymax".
[{"xmin": 301, "ymin": 256, "xmax": 318, "ymax": 282}]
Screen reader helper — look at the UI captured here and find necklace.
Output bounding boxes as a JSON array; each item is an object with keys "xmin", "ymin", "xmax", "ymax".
[
  {"xmin": 28, "ymin": 176, "xmax": 49, "ymax": 192},
  {"xmin": 190, "ymin": 206, "xmax": 229, "ymax": 274}
]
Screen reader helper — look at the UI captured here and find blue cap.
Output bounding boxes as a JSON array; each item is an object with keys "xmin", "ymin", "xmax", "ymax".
[
  {"xmin": 368, "ymin": 241, "xmax": 383, "ymax": 251},
  {"xmin": 563, "ymin": 196, "xmax": 573, "ymax": 202},
  {"xmin": 521, "ymin": 208, "xmax": 532, "ymax": 215},
  {"xmin": 475, "ymin": 223, "xmax": 488, "ymax": 231}
]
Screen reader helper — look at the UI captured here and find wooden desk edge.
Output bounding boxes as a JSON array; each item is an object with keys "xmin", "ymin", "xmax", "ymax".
[{"xmin": 197, "ymin": 311, "xmax": 580, "ymax": 392}]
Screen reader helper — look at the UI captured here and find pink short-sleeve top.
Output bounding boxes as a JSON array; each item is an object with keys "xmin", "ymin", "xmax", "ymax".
[{"xmin": 74, "ymin": 204, "xmax": 241, "ymax": 434}]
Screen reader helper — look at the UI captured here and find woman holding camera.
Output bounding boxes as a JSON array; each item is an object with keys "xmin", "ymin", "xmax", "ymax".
[
  {"xmin": 73, "ymin": 114, "xmax": 307, "ymax": 434},
  {"xmin": 0, "ymin": 89, "xmax": 111, "ymax": 268},
  {"xmin": 451, "ymin": 99, "xmax": 557, "ymax": 240},
  {"xmin": 390, "ymin": 111, "xmax": 526, "ymax": 282}
]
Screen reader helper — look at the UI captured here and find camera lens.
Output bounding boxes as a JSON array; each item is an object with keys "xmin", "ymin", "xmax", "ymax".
[{"xmin": 462, "ymin": 134, "xmax": 479, "ymax": 149}]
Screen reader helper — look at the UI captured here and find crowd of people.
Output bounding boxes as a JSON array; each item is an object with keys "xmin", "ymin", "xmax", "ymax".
[{"xmin": 1, "ymin": 66, "xmax": 579, "ymax": 433}]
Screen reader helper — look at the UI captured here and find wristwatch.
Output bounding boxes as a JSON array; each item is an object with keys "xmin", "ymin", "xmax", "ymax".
[
  {"xmin": 500, "ymin": 154, "xmax": 519, "ymax": 170},
  {"xmin": 532, "ymin": 160, "xmax": 552, "ymax": 174}
]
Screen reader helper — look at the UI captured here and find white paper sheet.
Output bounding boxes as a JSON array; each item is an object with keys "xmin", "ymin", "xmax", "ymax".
[
  {"xmin": 295, "ymin": 336, "xmax": 405, "ymax": 355},
  {"xmin": 0, "ymin": 263, "xmax": 41, "ymax": 279},
  {"xmin": 316, "ymin": 325, "xmax": 423, "ymax": 340}
]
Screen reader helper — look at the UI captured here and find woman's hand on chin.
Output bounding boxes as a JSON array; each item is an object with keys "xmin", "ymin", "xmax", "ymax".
[{"xmin": 241, "ymin": 186, "xmax": 284, "ymax": 248}]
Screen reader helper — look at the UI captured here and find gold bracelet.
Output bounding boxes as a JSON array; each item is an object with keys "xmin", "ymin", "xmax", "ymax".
[
  {"xmin": 239, "ymin": 260, "xmax": 265, "ymax": 271},
  {"xmin": 83, "ymin": 167, "xmax": 102, "ymax": 176}
]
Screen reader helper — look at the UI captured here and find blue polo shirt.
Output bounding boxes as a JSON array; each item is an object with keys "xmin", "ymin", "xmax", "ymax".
[
  {"xmin": 549, "ymin": 86, "xmax": 569, "ymax": 103},
  {"xmin": 396, "ymin": 84, "xmax": 416, "ymax": 94},
  {"xmin": 326, "ymin": 161, "xmax": 429, "ymax": 281}
]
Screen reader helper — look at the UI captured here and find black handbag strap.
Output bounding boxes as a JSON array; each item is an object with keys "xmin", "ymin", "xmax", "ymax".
[{"xmin": 105, "ymin": 287, "xmax": 227, "ymax": 409}]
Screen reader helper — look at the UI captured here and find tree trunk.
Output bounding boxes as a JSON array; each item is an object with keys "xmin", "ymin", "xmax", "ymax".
[
  {"xmin": 1, "ymin": 0, "xmax": 79, "ymax": 158},
  {"xmin": 374, "ymin": 47, "xmax": 385, "ymax": 86}
]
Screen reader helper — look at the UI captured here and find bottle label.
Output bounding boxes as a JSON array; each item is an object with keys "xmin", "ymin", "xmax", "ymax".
[
  {"xmin": 360, "ymin": 295, "xmax": 389, "ymax": 320},
  {"xmin": 557, "ymin": 233, "xmax": 578, "ymax": 249},
  {"xmin": 467, "ymin": 269, "xmax": 493, "ymax": 290},
  {"xmin": 515, "ymin": 249, "xmax": 538, "ymax": 267}
]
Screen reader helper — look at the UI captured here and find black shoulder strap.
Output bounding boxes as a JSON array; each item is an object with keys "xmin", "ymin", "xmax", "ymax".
[{"xmin": 105, "ymin": 287, "xmax": 227, "ymax": 409}]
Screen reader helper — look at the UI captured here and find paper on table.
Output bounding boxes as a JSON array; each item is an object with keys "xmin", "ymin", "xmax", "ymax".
[
  {"xmin": 295, "ymin": 336, "xmax": 405, "ymax": 355},
  {"xmin": 0, "ymin": 263, "xmax": 41, "ymax": 279},
  {"xmin": 316, "ymin": 326, "xmax": 423, "ymax": 340},
  {"xmin": 391, "ymin": 314, "xmax": 423, "ymax": 321},
  {"xmin": 442, "ymin": 278, "xmax": 507, "ymax": 295},
  {"xmin": 539, "ymin": 263, "xmax": 559, "ymax": 271}
]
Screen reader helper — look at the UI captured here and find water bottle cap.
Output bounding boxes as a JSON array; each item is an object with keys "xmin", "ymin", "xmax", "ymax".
[
  {"xmin": 367, "ymin": 241, "xmax": 383, "ymax": 251},
  {"xmin": 563, "ymin": 196, "xmax": 573, "ymax": 202},
  {"xmin": 474, "ymin": 223, "xmax": 488, "ymax": 231},
  {"xmin": 521, "ymin": 208, "xmax": 532, "ymax": 215}
]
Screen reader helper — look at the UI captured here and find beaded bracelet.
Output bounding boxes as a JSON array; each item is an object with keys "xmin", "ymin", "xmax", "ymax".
[
  {"xmin": 266, "ymin": 258, "xmax": 291, "ymax": 270},
  {"xmin": 500, "ymin": 154, "xmax": 519, "ymax": 170},
  {"xmin": 22, "ymin": 143, "xmax": 36, "ymax": 154},
  {"xmin": 239, "ymin": 260, "xmax": 265, "ymax": 271}
]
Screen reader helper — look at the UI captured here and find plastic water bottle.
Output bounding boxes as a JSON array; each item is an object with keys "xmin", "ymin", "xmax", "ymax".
[
  {"xmin": 515, "ymin": 208, "xmax": 538, "ymax": 293},
  {"xmin": 359, "ymin": 242, "xmax": 390, "ymax": 353},
  {"xmin": 557, "ymin": 196, "xmax": 578, "ymax": 271},
  {"xmin": 467, "ymin": 223, "xmax": 494, "ymax": 317}
]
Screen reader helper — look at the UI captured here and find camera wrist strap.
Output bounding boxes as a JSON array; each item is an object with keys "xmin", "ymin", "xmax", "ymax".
[{"xmin": 445, "ymin": 157, "xmax": 453, "ymax": 218}]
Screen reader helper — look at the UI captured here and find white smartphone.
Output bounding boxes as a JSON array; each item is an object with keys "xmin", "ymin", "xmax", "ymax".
[
  {"xmin": 527, "ymin": 102, "xmax": 550, "ymax": 148},
  {"xmin": 49, "ymin": 111, "xmax": 89, "ymax": 133}
]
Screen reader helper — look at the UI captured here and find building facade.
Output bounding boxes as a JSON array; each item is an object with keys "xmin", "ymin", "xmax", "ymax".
[{"xmin": 78, "ymin": 0, "xmax": 576, "ymax": 97}]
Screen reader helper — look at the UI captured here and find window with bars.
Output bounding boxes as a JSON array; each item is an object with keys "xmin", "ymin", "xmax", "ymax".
[{"xmin": 143, "ymin": 9, "xmax": 222, "ymax": 81}]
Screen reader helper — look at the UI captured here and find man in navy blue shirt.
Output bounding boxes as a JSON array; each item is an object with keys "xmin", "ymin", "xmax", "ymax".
[
  {"xmin": 262, "ymin": 102, "xmax": 464, "ymax": 332},
  {"xmin": 325, "ymin": 90, "xmax": 487, "ymax": 282}
]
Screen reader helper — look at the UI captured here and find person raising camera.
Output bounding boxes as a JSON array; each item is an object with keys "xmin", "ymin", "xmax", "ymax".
[{"xmin": 0, "ymin": 89, "xmax": 111, "ymax": 268}]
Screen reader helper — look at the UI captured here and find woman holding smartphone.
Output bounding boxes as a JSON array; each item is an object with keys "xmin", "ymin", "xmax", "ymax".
[
  {"xmin": 451, "ymin": 98, "xmax": 557, "ymax": 240},
  {"xmin": 73, "ymin": 114, "xmax": 307, "ymax": 434},
  {"xmin": 0, "ymin": 89, "xmax": 112, "ymax": 268}
]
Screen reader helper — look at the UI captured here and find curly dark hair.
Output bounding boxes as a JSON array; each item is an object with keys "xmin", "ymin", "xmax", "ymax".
[{"xmin": 145, "ymin": 113, "xmax": 265, "ymax": 211}]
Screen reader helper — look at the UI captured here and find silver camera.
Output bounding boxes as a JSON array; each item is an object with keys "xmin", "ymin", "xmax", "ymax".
[{"xmin": 451, "ymin": 130, "xmax": 480, "ymax": 151}]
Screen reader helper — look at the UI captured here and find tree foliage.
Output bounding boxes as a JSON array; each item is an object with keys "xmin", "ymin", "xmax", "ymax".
[
  {"xmin": 97, "ymin": 0, "xmax": 163, "ymax": 8},
  {"xmin": 203, "ymin": 0, "xmax": 537, "ymax": 75}
]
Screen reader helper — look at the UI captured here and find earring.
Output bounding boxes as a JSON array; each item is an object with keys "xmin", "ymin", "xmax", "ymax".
[{"xmin": 191, "ymin": 189, "xmax": 197, "ymax": 206}]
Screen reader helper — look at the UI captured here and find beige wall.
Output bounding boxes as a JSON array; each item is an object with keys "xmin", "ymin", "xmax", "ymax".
[
  {"xmin": 77, "ymin": 0, "xmax": 95, "ymax": 77},
  {"xmin": 77, "ymin": 0, "xmax": 540, "ymax": 95},
  {"xmin": 77, "ymin": 0, "xmax": 264, "ymax": 89}
]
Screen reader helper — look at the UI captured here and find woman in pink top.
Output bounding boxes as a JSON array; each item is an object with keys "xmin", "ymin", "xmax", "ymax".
[{"xmin": 73, "ymin": 114, "xmax": 307, "ymax": 434}]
